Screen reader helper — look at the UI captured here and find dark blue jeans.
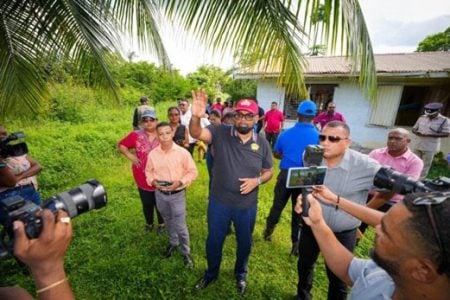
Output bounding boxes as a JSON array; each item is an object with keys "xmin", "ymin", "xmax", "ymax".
[
  {"xmin": 0, "ymin": 185, "xmax": 41, "ymax": 206},
  {"xmin": 204, "ymin": 198, "xmax": 257, "ymax": 282}
]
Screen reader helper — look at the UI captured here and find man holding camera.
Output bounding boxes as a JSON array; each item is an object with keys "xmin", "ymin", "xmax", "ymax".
[
  {"xmin": 263, "ymin": 100, "xmax": 319, "ymax": 256},
  {"xmin": 296, "ymin": 188, "xmax": 450, "ymax": 300},
  {"xmin": 295, "ymin": 121, "xmax": 390, "ymax": 300}
]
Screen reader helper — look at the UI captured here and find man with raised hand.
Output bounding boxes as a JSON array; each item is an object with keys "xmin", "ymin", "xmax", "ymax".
[{"xmin": 190, "ymin": 90, "xmax": 273, "ymax": 296}]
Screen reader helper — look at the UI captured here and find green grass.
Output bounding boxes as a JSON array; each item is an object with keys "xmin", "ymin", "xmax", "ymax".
[{"xmin": 1, "ymin": 97, "xmax": 445, "ymax": 299}]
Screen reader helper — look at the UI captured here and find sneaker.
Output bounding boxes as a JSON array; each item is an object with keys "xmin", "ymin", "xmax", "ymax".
[
  {"xmin": 162, "ymin": 244, "xmax": 178, "ymax": 258},
  {"xmin": 145, "ymin": 224, "xmax": 154, "ymax": 233},
  {"xmin": 157, "ymin": 224, "xmax": 166, "ymax": 236}
]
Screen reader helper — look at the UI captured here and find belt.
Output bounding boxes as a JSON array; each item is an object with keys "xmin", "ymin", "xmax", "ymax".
[{"xmin": 159, "ymin": 189, "xmax": 184, "ymax": 195}]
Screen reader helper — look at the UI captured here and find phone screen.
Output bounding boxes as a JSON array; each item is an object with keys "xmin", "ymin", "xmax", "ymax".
[{"xmin": 286, "ymin": 166, "xmax": 327, "ymax": 188}]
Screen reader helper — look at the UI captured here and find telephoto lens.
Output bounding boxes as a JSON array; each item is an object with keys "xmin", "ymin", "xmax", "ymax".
[{"xmin": 43, "ymin": 179, "xmax": 107, "ymax": 217}]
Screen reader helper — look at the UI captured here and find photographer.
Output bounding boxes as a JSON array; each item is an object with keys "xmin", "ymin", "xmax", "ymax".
[
  {"xmin": 296, "ymin": 189, "xmax": 450, "ymax": 300},
  {"xmin": 0, "ymin": 209, "xmax": 74, "ymax": 300}
]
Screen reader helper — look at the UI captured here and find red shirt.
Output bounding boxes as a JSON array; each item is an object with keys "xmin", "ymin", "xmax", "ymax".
[
  {"xmin": 119, "ymin": 130, "xmax": 160, "ymax": 191},
  {"xmin": 264, "ymin": 109, "xmax": 285, "ymax": 133}
]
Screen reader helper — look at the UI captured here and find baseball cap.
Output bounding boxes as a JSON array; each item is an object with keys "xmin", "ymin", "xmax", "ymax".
[
  {"xmin": 297, "ymin": 100, "xmax": 317, "ymax": 116},
  {"xmin": 424, "ymin": 102, "xmax": 443, "ymax": 110},
  {"xmin": 141, "ymin": 109, "xmax": 157, "ymax": 119},
  {"xmin": 235, "ymin": 99, "xmax": 258, "ymax": 114}
]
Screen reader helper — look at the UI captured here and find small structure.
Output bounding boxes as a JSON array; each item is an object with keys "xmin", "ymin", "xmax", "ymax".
[{"xmin": 235, "ymin": 52, "xmax": 450, "ymax": 152}]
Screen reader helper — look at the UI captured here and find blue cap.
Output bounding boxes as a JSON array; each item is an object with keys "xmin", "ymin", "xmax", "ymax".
[
  {"xmin": 297, "ymin": 100, "xmax": 317, "ymax": 116},
  {"xmin": 141, "ymin": 109, "xmax": 157, "ymax": 119}
]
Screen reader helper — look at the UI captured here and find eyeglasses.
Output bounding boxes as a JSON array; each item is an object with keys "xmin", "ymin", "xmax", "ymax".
[
  {"xmin": 234, "ymin": 112, "xmax": 255, "ymax": 121},
  {"xmin": 412, "ymin": 194, "xmax": 448, "ymax": 273},
  {"xmin": 319, "ymin": 134, "xmax": 348, "ymax": 143},
  {"xmin": 142, "ymin": 117, "xmax": 156, "ymax": 123}
]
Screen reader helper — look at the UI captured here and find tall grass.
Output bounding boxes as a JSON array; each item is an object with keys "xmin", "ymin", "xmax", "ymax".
[{"xmin": 2, "ymin": 86, "xmax": 445, "ymax": 299}]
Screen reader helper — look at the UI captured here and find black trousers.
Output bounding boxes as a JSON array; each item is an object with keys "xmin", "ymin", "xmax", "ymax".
[
  {"xmin": 265, "ymin": 170, "xmax": 301, "ymax": 243},
  {"xmin": 138, "ymin": 188, "xmax": 164, "ymax": 225},
  {"xmin": 265, "ymin": 132, "xmax": 280, "ymax": 149},
  {"xmin": 297, "ymin": 223, "xmax": 357, "ymax": 300}
]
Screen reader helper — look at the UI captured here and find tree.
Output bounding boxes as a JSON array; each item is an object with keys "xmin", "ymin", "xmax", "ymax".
[
  {"xmin": 0, "ymin": 0, "xmax": 376, "ymax": 118},
  {"xmin": 417, "ymin": 27, "xmax": 450, "ymax": 52},
  {"xmin": 186, "ymin": 65, "xmax": 231, "ymax": 100}
]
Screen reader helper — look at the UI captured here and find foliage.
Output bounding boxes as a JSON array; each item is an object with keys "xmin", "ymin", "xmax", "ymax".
[
  {"xmin": 223, "ymin": 79, "xmax": 257, "ymax": 101},
  {"xmin": 186, "ymin": 65, "xmax": 232, "ymax": 100},
  {"xmin": 1, "ymin": 0, "xmax": 378, "ymax": 119},
  {"xmin": 416, "ymin": 27, "xmax": 450, "ymax": 52}
]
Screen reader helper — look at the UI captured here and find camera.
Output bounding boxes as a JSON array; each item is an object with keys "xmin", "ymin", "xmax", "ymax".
[
  {"xmin": 374, "ymin": 167, "xmax": 450, "ymax": 194},
  {"xmin": 0, "ymin": 180, "xmax": 107, "ymax": 256},
  {"xmin": 0, "ymin": 131, "xmax": 28, "ymax": 158},
  {"xmin": 157, "ymin": 180, "xmax": 173, "ymax": 187}
]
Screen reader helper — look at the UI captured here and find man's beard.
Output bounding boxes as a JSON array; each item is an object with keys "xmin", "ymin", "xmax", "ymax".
[
  {"xmin": 235, "ymin": 125, "xmax": 253, "ymax": 134},
  {"xmin": 370, "ymin": 248, "xmax": 400, "ymax": 278}
]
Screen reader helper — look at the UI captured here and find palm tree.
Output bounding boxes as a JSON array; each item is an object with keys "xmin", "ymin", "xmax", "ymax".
[{"xmin": 0, "ymin": 0, "xmax": 375, "ymax": 117}]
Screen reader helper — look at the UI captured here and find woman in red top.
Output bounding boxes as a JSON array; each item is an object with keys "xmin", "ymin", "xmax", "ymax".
[{"xmin": 118, "ymin": 109, "xmax": 165, "ymax": 234}]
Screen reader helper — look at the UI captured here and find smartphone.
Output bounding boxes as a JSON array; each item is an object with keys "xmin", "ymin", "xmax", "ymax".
[
  {"xmin": 157, "ymin": 180, "xmax": 173, "ymax": 187},
  {"xmin": 286, "ymin": 166, "xmax": 327, "ymax": 188}
]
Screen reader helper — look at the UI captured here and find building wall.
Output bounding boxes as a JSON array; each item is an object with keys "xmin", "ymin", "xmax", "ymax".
[
  {"xmin": 256, "ymin": 79, "xmax": 285, "ymax": 113},
  {"xmin": 258, "ymin": 80, "xmax": 450, "ymax": 154}
]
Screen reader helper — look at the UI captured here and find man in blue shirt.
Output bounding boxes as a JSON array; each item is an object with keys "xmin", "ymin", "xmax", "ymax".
[
  {"xmin": 263, "ymin": 100, "xmax": 319, "ymax": 256},
  {"xmin": 296, "ymin": 189, "xmax": 450, "ymax": 300}
]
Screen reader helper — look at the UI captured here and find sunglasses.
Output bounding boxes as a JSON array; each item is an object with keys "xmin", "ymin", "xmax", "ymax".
[
  {"xmin": 142, "ymin": 117, "xmax": 156, "ymax": 123},
  {"xmin": 412, "ymin": 194, "xmax": 448, "ymax": 273},
  {"xmin": 234, "ymin": 112, "xmax": 255, "ymax": 121},
  {"xmin": 319, "ymin": 134, "xmax": 348, "ymax": 143}
]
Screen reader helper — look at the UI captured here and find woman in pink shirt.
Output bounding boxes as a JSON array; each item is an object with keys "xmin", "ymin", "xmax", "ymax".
[{"xmin": 118, "ymin": 109, "xmax": 165, "ymax": 234}]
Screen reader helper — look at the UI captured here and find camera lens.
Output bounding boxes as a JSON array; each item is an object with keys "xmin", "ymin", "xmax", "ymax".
[{"xmin": 44, "ymin": 180, "xmax": 107, "ymax": 217}]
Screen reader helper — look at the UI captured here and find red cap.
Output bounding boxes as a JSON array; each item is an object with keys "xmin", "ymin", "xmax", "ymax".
[{"xmin": 235, "ymin": 99, "xmax": 258, "ymax": 114}]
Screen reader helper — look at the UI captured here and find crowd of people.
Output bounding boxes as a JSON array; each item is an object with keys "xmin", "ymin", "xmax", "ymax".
[{"xmin": 0, "ymin": 94, "xmax": 449, "ymax": 299}]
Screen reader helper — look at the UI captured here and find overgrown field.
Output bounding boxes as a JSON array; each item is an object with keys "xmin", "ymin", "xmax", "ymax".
[{"xmin": 1, "ymin": 90, "xmax": 447, "ymax": 299}]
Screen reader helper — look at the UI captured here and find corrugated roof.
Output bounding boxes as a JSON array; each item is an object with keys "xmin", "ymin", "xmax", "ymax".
[{"xmin": 236, "ymin": 52, "xmax": 450, "ymax": 76}]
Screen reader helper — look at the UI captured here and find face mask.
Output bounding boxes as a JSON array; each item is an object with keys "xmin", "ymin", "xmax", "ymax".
[
  {"xmin": 235, "ymin": 125, "xmax": 253, "ymax": 134},
  {"xmin": 424, "ymin": 109, "xmax": 439, "ymax": 116}
]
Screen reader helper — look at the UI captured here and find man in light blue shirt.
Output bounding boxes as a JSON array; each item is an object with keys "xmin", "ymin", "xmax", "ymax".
[{"xmin": 296, "ymin": 189, "xmax": 450, "ymax": 300}]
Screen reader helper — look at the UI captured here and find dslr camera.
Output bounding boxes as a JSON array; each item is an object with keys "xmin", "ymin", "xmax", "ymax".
[
  {"xmin": 0, "ymin": 131, "xmax": 28, "ymax": 158},
  {"xmin": 0, "ymin": 180, "xmax": 107, "ymax": 256},
  {"xmin": 374, "ymin": 167, "xmax": 450, "ymax": 194}
]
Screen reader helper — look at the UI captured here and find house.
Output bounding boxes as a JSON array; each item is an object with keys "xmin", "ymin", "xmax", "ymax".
[{"xmin": 234, "ymin": 52, "xmax": 450, "ymax": 153}]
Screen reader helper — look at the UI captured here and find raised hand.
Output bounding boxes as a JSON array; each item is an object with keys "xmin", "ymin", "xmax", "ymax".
[{"xmin": 191, "ymin": 89, "xmax": 208, "ymax": 118}]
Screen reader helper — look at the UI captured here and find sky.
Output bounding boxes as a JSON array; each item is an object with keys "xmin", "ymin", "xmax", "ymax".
[{"xmin": 133, "ymin": 0, "xmax": 450, "ymax": 74}]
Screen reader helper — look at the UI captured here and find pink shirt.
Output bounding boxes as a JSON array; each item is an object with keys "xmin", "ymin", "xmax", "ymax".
[
  {"xmin": 119, "ymin": 130, "xmax": 160, "ymax": 191},
  {"xmin": 369, "ymin": 147, "xmax": 423, "ymax": 204},
  {"xmin": 313, "ymin": 112, "xmax": 345, "ymax": 129},
  {"xmin": 210, "ymin": 103, "xmax": 225, "ymax": 112},
  {"xmin": 145, "ymin": 143, "xmax": 198, "ymax": 188},
  {"xmin": 264, "ymin": 109, "xmax": 285, "ymax": 133}
]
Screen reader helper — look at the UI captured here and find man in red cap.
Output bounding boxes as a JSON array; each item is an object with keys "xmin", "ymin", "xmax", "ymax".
[
  {"xmin": 412, "ymin": 102, "xmax": 449, "ymax": 178},
  {"xmin": 190, "ymin": 91, "xmax": 273, "ymax": 295}
]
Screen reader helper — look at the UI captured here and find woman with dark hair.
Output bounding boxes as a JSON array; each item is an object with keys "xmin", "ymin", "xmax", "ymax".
[
  {"xmin": 119, "ymin": 110, "xmax": 165, "ymax": 234},
  {"xmin": 168, "ymin": 106, "xmax": 189, "ymax": 150}
]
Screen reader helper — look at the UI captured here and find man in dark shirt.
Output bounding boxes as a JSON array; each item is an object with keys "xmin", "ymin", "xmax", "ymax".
[{"xmin": 190, "ymin": 91, "xmax": 273, "ymax": 296}]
